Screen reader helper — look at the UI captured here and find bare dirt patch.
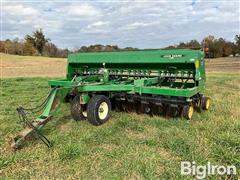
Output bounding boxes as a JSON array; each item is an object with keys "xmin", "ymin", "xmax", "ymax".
[{"xmin": 125, "ymin": 129, "xmax": 147, "ymax": 140}]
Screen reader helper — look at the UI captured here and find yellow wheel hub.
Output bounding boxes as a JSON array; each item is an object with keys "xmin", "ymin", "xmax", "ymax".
[
  {"xmin": 82, "ymin": 111, "xmax": 87, "ymax": 117},
  {"xmin": 205, "ymin": 99, "xmax": 210, "ymax": 110},
  {"xmin": 188, "ymin": 106, "xmax": 194, "ymax": 119},
  {"xmin": 98, "ymin": 102, "xmax": 108, "ymax": 120}
]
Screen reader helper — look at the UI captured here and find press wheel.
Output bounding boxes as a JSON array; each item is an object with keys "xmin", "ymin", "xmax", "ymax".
[{"xmin": 182, "ymin": 105, "xmax": 194, "ymax": 120}]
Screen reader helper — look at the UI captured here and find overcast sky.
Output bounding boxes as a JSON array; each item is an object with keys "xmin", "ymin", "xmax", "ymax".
[{"xmin": 2, "ymin": 0, "xmax": 240, "ymax": 49}]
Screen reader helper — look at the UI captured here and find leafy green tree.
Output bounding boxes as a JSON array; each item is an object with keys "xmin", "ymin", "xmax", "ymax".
[{"xmin": 25, "ymin": 29, "xmax": 49, "ymax": 55}]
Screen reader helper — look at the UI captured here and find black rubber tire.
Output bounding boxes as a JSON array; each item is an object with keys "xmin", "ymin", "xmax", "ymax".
[
  {"xmin": 193, "ymin": 100, "xmax": 201, "ymax": 113},
  {"xmin": 87, "ymin": 95, "xmax": 111, "ymax": 126},
  {"xmin": 201, "ymin": 96, "xmax": 210, "ymax": 110},
  {"xmin": 182, "ymin": 105, "xmax": 194, "ymax": 120},
  {"xmin": 70, "ymin": 95, "xmax": 87, "ymax": 121}
]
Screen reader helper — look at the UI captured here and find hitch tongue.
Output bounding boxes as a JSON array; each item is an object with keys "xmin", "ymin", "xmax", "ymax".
[
  {"xmin": 11, "ymin": 127, "xmax": 34, "ymax": 149},
  {"xmin": 11, "ymin": 118, "xmax": 52, "ymax": 150},
  {"xmin": 11, "ymin": 88, "xmax": 59, "ymax": 150}
]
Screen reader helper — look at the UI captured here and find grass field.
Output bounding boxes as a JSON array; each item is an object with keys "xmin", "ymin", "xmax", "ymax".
[
  {"xmin": 1, "ymin": 53, "xmax": 66, "ymax": 78},
  {"xmin": 0, "ymin": 54, "xmax": 240, "ymax": 179}
]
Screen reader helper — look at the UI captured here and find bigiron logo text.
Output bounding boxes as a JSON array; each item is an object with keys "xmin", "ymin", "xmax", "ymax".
[{"xmin": 181, "ymin": 161, "xmax": 237, "ymax": 179}]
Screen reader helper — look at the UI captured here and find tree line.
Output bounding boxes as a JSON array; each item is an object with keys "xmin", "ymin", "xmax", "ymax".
[
  {"xmin": 0, "ymin": 29, "xmax": 239, "ymax": 58},
  {"xmin": 165, "ymin": 35, "xmax": 240, "ymax": 58},
  {"xmin": 0, "ymin": 29, "xmax": 70, "ymax": 58}
]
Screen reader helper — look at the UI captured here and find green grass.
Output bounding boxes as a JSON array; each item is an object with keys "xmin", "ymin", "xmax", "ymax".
[{"xmin": 0, "ymin": 73, "xmax": 239, "ymax": 179}]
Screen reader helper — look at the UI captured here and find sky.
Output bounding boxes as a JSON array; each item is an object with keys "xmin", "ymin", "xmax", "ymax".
[{"xmin": 2, "ymin": 0, "xmax": 240, "ymax": 49}]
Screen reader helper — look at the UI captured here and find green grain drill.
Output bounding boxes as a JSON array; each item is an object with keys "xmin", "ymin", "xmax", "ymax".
[{"xmin": 12, "ymin": 49, "xmax": 210, "ymax": 149}]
